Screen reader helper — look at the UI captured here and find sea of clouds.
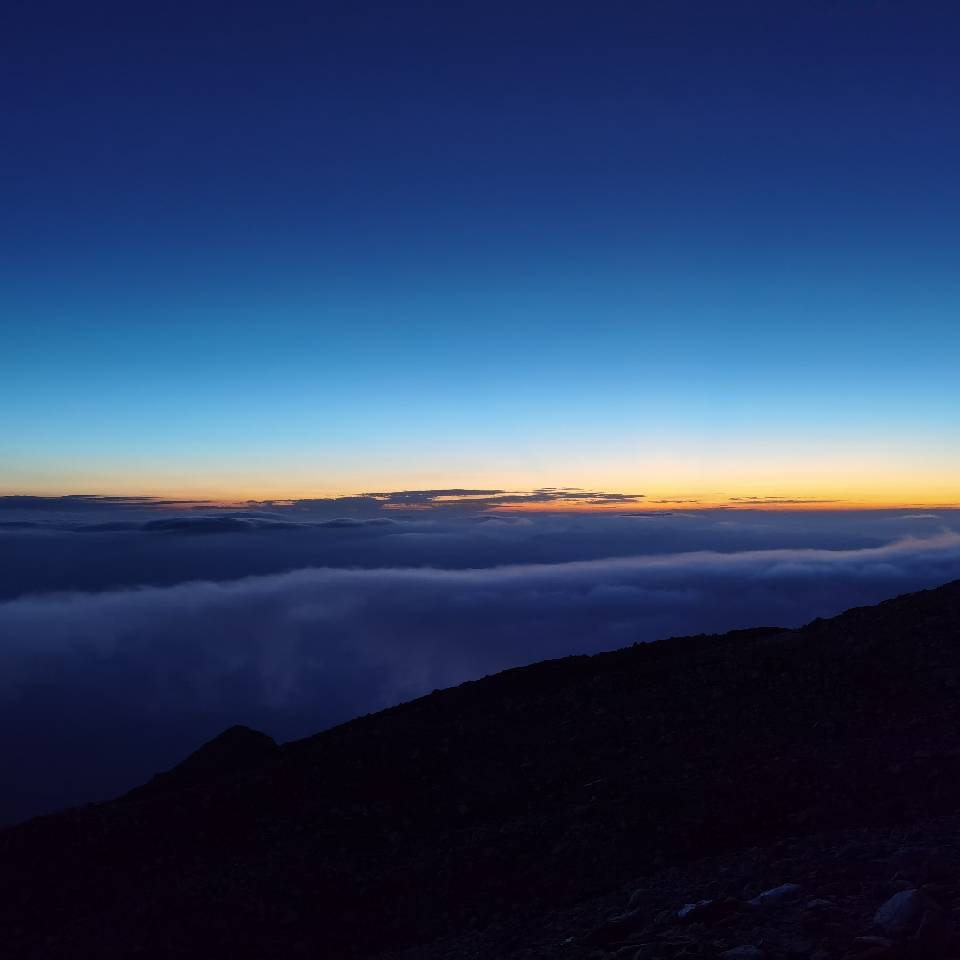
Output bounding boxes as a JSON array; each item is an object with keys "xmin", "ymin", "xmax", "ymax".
[{"xmin": 1, "ymin": 494, "xmax": 958, "ymax": 824}]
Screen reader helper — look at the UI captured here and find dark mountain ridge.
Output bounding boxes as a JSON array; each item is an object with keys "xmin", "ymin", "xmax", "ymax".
[{"xmin": 3, "ymin": 580, "xmax": 960, "ymax": 959}]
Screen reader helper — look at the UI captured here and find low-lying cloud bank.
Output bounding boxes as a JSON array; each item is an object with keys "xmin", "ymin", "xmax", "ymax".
[
  {"xmin": 2, "ymin": 506, "xmax": 955, "ymax": 601},
  {"xmin": 2, "ymin": 524, "xmax": 960, "ymax": 825}
]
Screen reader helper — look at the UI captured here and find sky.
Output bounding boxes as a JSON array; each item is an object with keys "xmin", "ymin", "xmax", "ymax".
[
  {"xmin": 3, "ymin": 0, "xmax": 959, "ymax": 504},
  {"xmin": 2, "ymin": 3, "xmax": 960, "ymax": 825}
]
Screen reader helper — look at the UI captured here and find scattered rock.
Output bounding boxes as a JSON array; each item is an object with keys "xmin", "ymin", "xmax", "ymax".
[
  {"xmin": 678, "ymin": 899, "xmax": 713, "ymax": 921},
  {"xmin": 583, "ymin": 909, "xmax": 645, "ymax": 946},
  {"xmin": 873, "ymin": 889, "xmax": 930, "ymax": 938},
  {"xmin": 677, "ymin": 898, "xmax": 739, "ymax": 923},
  {"xmin": 749, "ymin": 883, "xmax": 803, "ymax": 908}
]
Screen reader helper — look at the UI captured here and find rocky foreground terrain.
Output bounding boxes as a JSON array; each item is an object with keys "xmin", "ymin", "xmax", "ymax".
[{"xmin": 4, "ymin": 580, "xmax": 960, "ymax": 959}]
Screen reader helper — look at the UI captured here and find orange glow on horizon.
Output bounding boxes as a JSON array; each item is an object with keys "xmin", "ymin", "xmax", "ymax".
[{"xmin": 3, "ymin": 488, "xmax": 956, "ymax": 513}]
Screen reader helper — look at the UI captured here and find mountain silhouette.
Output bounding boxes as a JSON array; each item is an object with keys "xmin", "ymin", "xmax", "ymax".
[{"xmin": 3, "ymin": 580, "xmax": 960, "ymax": 959}]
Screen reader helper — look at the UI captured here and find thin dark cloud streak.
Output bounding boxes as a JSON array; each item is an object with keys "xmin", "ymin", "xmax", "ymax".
[
  {"xmin": 0, "ymin": 489, "xmax": 649, "ymax": 525},
  {"xmin": 273, "ymin": 488, "xmax": 647, "ymax": 514},
  {"xmin": 0, "ymin": 494, "xmax": 206, "ymax": 511}
]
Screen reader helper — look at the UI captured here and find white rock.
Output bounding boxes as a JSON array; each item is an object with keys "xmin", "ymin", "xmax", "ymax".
[
  {"xmin": 748, "ymin": 882, "xmax": 801, "ymax": 908},
  {"xmin": 873, "ymin": 888, "xmax": 929, "ymax": 938},
  {"xmin": 677, "ymin": 898, "xmax": 712, "ymax": 920}
]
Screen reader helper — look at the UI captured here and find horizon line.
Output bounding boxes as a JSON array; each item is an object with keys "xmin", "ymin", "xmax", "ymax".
[{"xmin": 2, "ymin": 490, "xmax": 958, "ymax": 513}]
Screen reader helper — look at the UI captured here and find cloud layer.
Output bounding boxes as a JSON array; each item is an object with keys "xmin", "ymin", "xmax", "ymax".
[{"xmin": 1, "ymin": 509, "xmax": 959, "ymax": 825}]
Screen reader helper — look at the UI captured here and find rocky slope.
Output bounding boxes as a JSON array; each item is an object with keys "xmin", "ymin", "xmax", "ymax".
[{"xmin": 3, "ymin": 580, "xmax": 960, "ymax": 959}]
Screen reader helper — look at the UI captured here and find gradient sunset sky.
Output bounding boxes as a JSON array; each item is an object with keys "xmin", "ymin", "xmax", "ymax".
[{"xmin": 3, "ymin": 1, "xmax": 959, "ymax": 506}]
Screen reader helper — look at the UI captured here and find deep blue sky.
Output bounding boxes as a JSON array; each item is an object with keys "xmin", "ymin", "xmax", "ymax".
[{"xmin": 3, "ymin": 1, "xmax": 959, "ymax": 500}]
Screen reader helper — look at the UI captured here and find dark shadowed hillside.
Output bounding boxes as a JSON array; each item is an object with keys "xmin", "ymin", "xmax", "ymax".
[{"xmin": 3, "ymin": 581, "xmax": 960, "ymax": 959}]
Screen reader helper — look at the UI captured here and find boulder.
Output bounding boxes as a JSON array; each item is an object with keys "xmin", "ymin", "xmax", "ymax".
[
  {"xmin": 873, "ymin": 889, "xmax": 930, "ymax": 938},
  {"xmin": 749, "ymin": 883, "xmax": 802, "ymax": 908}
]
